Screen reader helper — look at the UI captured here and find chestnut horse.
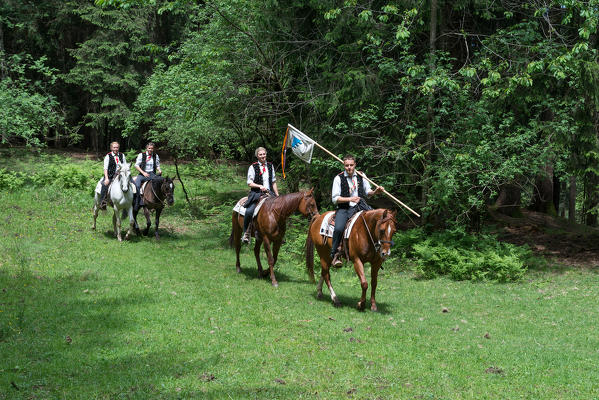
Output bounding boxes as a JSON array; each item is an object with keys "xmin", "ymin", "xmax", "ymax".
[
  {"xmin": 230, "ymin": 189, "xmax": 318, "ymax": 287},
  {"xmin": 306, "ymin": 209, "xmax": 397, "ymax": 311}
]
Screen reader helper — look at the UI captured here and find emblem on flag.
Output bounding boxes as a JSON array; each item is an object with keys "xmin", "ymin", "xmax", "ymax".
[{"xmin": 281, "ymin": 124, "xmax": 316, "ymax": 178}]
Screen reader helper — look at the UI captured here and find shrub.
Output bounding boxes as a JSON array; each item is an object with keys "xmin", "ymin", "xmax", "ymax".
[{"xmin": 411, "ymin": 229, "xmax": 529, "ymax": 282}]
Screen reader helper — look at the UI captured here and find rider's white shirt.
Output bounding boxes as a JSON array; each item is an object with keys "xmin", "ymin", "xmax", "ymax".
[
  {"xmin": 103, "ymin": 152, "xmax": 127, "ymax": 171},
  {"xmin": 247, "ymin": 162, "xmax": 276, "ymax": 191},
  {"xmin": 135, "ymin": 152, "xmax": 160, "ymax": 173},
  {"xmin": 331, "ymin": 171, "xmax": 371, "ymax": 207}
]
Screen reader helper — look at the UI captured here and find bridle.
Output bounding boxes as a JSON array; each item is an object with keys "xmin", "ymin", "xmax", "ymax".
[
  {"xmin": 149, "ymin": 179, "xmax": 171, "ymax": 207},
  {"xmin": 361, "ymin": 212, "xmax": 395, "ymax": 254}
]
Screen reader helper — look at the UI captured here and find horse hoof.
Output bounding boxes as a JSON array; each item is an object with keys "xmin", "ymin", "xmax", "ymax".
[
  {"xmin": 236, "ymin": 267, "xmax": 241, "ymax": 274},
  {"xmin": 371, "ymin": 305, "xmax": 378, "ymax": 312},
  {"xmin": 272, "ymin": 281, "xmax": 279, "ymax": 287},
  {"xmin": 317, "ymin": 292, "xmax": 323, "ymax": 299},
  {"xmin": 357, "ymin": 301, "xmax": 366, "ymax": 311},
  {"xmin": 333, "ymin": 298, "xmax": 341, "ymax": 307}
]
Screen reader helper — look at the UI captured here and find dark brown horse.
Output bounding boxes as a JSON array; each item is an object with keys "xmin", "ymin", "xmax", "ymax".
[
  {"xmin": 230, "ymin": 189, "xmax": 318, "ymax": 287},
  {"xmin": 306, "ymin": 209, "xmax": 397, "ymax": 311},
  {"xmin": 133, "ymin": 176, "xmax": 175, "ymax": 239}
]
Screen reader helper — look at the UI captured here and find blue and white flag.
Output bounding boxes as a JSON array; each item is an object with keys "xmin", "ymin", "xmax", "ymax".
[{"xmin": 286, "ymin": 124, "xmax": 315, "ymax": 163}]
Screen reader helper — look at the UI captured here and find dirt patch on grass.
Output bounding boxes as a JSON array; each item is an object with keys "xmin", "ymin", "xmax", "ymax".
[{"xmin": 489, "ymin": 209, "xmax": 599, "ymax": 269}]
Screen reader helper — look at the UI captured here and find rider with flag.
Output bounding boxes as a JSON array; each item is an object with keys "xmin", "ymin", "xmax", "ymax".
[
  {"xmin": 99, "ymin": 141, "xmax": 127, "ymax": 210},
  {"xmin": 330, "ymin": 154, "xmax": 383, "ymax": 267},
  {"xmin": 242, "ymin": 147, "xmax": 279, "ymax": 243},
  {"xmin": 133, "ymin": 142, "xmax": 162, "ymax": 210}
]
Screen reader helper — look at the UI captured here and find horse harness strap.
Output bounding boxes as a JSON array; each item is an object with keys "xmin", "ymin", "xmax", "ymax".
[
  {"xmin": 149, "ymin": 180, "xmax": 167, "ymax": 207},
  {"xmin": 360, "ymin": 213, "xmax": 379, "ymax": 254}
]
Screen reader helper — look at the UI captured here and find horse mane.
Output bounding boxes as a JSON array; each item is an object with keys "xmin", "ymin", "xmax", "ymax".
[
  {"xmin": 264, "ymin": 192, "xmax": 304, "ymax": 215},
  {"xmin": 151, "ymin": 176, "xmax": 165, "ymax": 191}
]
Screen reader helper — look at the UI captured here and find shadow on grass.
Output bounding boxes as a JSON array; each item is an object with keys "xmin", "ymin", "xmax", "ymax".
[
  {"xmin": 309, "ymin": 289, "xmax": 392, "ymax": 314},
  {"xmin": 0, "ymin": 260, "xmax": 310, "ymax": 399},
  {"xmin": 236, "ymin": 263, "xmax": 309, "ymax": 285}
]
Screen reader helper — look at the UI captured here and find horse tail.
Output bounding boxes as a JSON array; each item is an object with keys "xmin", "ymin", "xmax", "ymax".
[
  {"xmin": 305, "ymin": 218, "xmax": 316, "ymax": 284},
  {"xmin": 229, "ymin": 212, "xmax": 236, "ymax": 248}
]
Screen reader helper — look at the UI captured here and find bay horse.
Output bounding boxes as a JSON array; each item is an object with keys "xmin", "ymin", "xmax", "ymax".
[
  {"xmin": 306, "ymin": 208, "xmax": 397, "ymax": 311},
  {"xmin": 133, "ymin": 176, "xmax": 175, "ymax": 240},
  {"xmin": 92, "ymin": 163, "xmax": 135, "ymax": 241},
  {"xmin": 230, "ymin": 189, "xmax": 318, "ymax": 287}
]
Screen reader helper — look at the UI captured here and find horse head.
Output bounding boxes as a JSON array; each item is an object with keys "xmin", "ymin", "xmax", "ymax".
[
  {"xmin": 118, "ymin": 163, "xmax": 132, "ymax": 193},
  {"xmin": 374, "ymin": 209, "xmax": 397, "ymax": 260},
  {"xmin": 299, "ymin": 188, "xmax": 318, "ymax": 218},
  {"xmin": 161, "ymin": 176, "xmax": 175, "ymax": 206}
]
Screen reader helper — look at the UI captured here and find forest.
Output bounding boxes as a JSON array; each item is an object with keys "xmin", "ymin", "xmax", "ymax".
[{"xmin": 3, "ymin": 0, "xmax": 599, "ymax": 226}]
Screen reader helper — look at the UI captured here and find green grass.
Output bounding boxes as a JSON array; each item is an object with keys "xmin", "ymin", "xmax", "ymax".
[{"xmin": 1, "ymin": 152, "xmax": 599, "ymax": 399}]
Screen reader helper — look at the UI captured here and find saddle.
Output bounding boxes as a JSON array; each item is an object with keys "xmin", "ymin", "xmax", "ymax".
[
  {"xmin": 319, "ymin": 210, "xmax": 364, "ymax": 260},
  {"xmin": 232, "ymin": 193, "xmax": 272, "ymax": 217}
]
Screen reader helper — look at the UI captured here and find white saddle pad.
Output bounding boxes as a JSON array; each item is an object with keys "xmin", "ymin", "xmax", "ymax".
[
  {"xmin": 319, "ymin": 210, "xmax": 364, "ymax": 239},
  {"xmin": 95, "ymin": 178, "xmax": 136, "ymax": 194},
  {"xmin": 233, "ymin": 197, "xmax": 268, "ymax": 217}
]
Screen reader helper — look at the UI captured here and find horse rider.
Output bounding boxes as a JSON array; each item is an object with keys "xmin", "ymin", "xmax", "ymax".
[
  {"xmin": 133, "ymin": 142, "xmax": 162, "ymax": 210},
  {"xmin": 242, "ymin": 147, "xmax": 280, "ymax": 243},
  {"xmin": 330, "ymin": 154, "xmax": 384, "ymax": 267},
  {"xmin": 99, "ymin": 141, "xmax": 127, "ymax": 210}
]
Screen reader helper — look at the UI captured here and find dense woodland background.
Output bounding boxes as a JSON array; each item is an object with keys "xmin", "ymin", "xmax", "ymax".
[{"xmin": 3, "ymin": 0, "xmax": 599, "ymax": 227}]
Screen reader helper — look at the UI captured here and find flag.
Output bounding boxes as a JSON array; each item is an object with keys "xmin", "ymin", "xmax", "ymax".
[
  {"xmin": 286, "ymin": 124, "xmax": 315, "ymax": 163},
  {"xmin": 281, "ymin": 124, "xmax": 316, "ymax": 178}
]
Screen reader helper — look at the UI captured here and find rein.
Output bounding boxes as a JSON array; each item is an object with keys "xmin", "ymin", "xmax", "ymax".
[
  {"xmin": 148, "ymin": 180, "xmax": 167, "ymax": 207},
  {"xmin": 360, "ymin": 213, "xmax": 395, "ymax": 254}
]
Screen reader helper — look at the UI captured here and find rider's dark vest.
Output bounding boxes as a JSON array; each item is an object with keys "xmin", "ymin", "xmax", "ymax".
[
  {"xmin": 337, "ymin": 172, "xmax": 365, "ymax": 209},
  {"xmin": 139, "ymin": 152, "xmax": 157, "ymax": 174},
  {"xmin": 251, "ymin": 162, "xmax": 274, "ymax": 193},
  {"xmin": 106, "ymin": 152, "xmax": 124, "ymax": 179}
]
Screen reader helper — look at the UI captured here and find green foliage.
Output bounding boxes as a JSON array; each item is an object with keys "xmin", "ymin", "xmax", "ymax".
[
  {"xmin": 0, "ymin": 53, "xmax": 66, "ymax": 147},
  {"xmin": 0, "ymin": 153, "xmax": 96, "ymax": 191},
  {"xmin": 410, "ymin": 229, "xmax": 530, "ymax": 282}
]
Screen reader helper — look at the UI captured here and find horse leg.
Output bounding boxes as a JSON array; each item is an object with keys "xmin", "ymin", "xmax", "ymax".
[
  {"xmin": 262, "ymin": 237, "xmax": 278, "ymax": 287},
  {"xmin": 113, "ymin": 208, "xmax": 123, "ymax": 242},
  {"xmin": 154, "ymin": 208, "xmax": 162, "ymax": 240},
  {"xmin": 132, "ymin": 206, "xmax": 141, "ymax": 236},
  {"xmin": 92, "ymin": 202, "xmax": 99, "ymax": 230},
  {"xmin": 142, "ymin": 206, "xmax": 151, "ymax": 236},
  {"xmin": 253, "ymin": 237, "xmax": 266, "ymax": 278},
  {"xmin": 125, "ymin": 206, "xmax": 135, "ymax": 240},
  {"xmin": 352, "ymin": 258, "xmax": 368, "ymax": 311},
  {"xmin": 233, "ymin": 213, "xmax": 242, "ymax": 273},
  {"xmin": 370, "ymin": 261, "xmax": 382, "ymax": 312},
  {"xmin": 316, "ymin": 257, "xmax": 328, "ymax": 299},
  {"xmin": 321, "ymin": 262, "xmax": 340, "ymax": 307}
]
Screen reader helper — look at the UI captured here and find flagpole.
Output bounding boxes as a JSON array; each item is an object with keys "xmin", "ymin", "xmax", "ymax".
[{"xmin": 310, "ymin": 140, "xmax": 421, "ymax": 218}]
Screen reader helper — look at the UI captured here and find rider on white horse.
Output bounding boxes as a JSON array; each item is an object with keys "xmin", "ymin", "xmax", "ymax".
[
  {"xmin": 99, "ymin": 141, "xmax": 127, "ymax": 210},
  {"xmin": 133, "ymin": 142, "xmax": 162, "ymax": 211}
]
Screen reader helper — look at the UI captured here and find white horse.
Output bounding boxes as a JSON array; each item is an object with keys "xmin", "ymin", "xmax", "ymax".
[{"xmin": 92, "ymin": 163, "xmax": 136, "ymax": 241}]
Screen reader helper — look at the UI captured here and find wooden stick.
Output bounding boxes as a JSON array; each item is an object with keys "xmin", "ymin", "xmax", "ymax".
[{"xmin": 311, "ymin": 140, "xmax": 421, "ymax": 218}]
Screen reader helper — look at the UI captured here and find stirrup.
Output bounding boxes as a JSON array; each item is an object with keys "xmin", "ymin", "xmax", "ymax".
[
  {"xmin": 331, "ymin": 252, "xmax": 343, "ymax": 268},
  {"xmin": 241, "ymin": 231, "xmax": 251, "ymax": 244}
]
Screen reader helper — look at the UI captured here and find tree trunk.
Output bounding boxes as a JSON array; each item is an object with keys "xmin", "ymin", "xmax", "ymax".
[
  {"xmin": 530, "ymin": 164, "xmax": 556, "ymax": 215},
  {"xmin": 174, "ymin": 158, "xmax": 190, "ymax": 204},
  {"xmin": 584, "ymin": 171, "xmax": 599, "ymax": 226},
  {"xmin": 494, "ymin": 183, "xmax": 522, "ymax": 217},
  {"xmin": 422, "ymin": 0, "xmax": 438, "ymax": 209},
  {"xmin": 0, "ymin": 21, "xmax": 5, "ymax": 79},
  {"xmin": 568, "ymin": 175, "xmax": 576, "ymax": 223}
]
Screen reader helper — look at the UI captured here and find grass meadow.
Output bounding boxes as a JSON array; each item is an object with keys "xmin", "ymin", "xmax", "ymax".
[{"xmin": 1, "ymin": 150, "xmax": 599, "ymax": 399}]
